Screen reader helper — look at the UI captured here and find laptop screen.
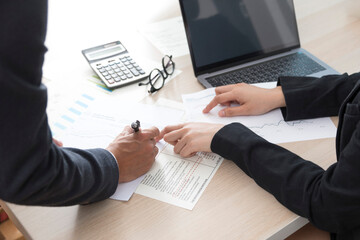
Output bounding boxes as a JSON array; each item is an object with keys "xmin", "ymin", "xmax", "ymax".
[{"xmin": 180, "ymin": 0, "xmax": 300, "ymax": 76}]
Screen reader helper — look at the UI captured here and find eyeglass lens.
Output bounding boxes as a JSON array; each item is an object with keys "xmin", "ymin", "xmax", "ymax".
[
  {"xmin": 149, "ymin": 69, "xmax": 164, "ymax": 92},
  {"xmin": 162, "ymin": 55, "xmax": 175, "ymax": 75}
]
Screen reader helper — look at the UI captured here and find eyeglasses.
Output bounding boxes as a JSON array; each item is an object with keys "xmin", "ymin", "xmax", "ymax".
[{"xmin": 139, "ymin": 55, "xmax": 175, "ymax": 93}]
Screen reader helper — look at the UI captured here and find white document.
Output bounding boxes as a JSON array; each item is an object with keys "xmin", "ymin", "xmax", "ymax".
[
  {"xmin": 139, "ymin": 16, "xmax": 190, "ymax": 57},
  {"xmin": 50, "ymin": 93, "xmax": 224, "ymax": 208},
  {"xmin": 182, "ymin": 84, "xmax": 337, "ymax": 144},
  {"xmin": 135, "ymin": 145, "xmax": 223, "ymax": 210},
  {"xmin": 50, "ymin": 94, "xmax": 184, "ymax": 201},
  {"xmin": 110, "ymin": 177, "xmax": 145, "ymax": 201}
]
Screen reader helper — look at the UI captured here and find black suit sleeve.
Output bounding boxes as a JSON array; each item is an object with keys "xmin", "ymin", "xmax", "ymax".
[
  {"xmin": 278, "ymin": 73, "xmax": 360, "ymax": 120},
  {"xmin": 211, "ymin": 122, "xmax": 360, "ymax": 234},
  {"xmin": 0, "ymin": 0, "xmax": 119, "ymax": 205}
]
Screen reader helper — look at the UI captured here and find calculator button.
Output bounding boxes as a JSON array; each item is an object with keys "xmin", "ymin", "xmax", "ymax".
[
  {"xmin": 139, "ymin": 70, "xmax": 145, "ymax": 75},
  {"xmin": 99, "ymin": 68, "xmax": 106, "ymax": 73},
  {"xmin": 108, "ymin": 70, "xmax": 114, "ymax": 74},
  {"xmin": 121, "ymin": 76, "xmax": 127, "ymax": 80},
  {"xmin": 130, "ymin": 61, "xmax": 136, "ymax": 64},
  {"xmin": 133, "ymin": 64, "xmax": 139, "ymax": 67},
  {"xmin": 127, "ymin": 65, "xmax": 134, "ymax": 69},
  {"xmin": 96, "ymin": 65, "xmax": 103, "ymax": 69},
  {"xmin": 111, "ymin": 65, "xmax": 118, "ymax": 69},
  {"xmin": 105, "ymin": 67, "xmax": 112, "ymax": 71},
  {"xmin": 105, "ymin": 75, "xmax": 112, "ymax": 80},
  {"xmin": 135, "ymin": 67, "xmax": 142, "ymax": 71},
  {"xmin": 118, "ymin": 72, "xmax": 124, "ymax": 76},
  {"xmin": 130, "ymin": 69, "xmax": 139, "ymax": 76},
  {"xmin": 120, "ymin": 67, "xmax": 126, "ymax": 71},
  {"xmin": 102, "ymin": 65, "xmax": 109, "ymax": 68},
  {"xmin": 107, "ymin": 79, "xmax": 115, "ymax": 84},
  {"xmin": 114, "ymin": 77, "xmax": 121, "ymax": 82},
  {"xmin": 102, "ymin": 71, "xmax": 109, "ymax": 76},
  {"xmin": 124, "ymin": 62, "xmax": 130, "ymax": 66},
  {"xmin": 114, "ymin": 68, "xmax": 121, "ymax": 73},
  {"xmin": 123, "ymin": 70, "xmax": 130, "ymax": 74},
  {"xmin": 126, "ymin": 56, "xmax": 132, "ymax": 59},
  {"xmin": 111, "ymin": 74, "xmax": 118, "ymax": 78},
  {"xmin": 121, "ymin": 58, "xmax": 127, "ymax": 62}
]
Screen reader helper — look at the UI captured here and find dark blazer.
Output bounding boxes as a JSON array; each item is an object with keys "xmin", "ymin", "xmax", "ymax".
[
  {"xmin": 0, "ymin": 0, "xmax": 118, "ymax": 205},
  {"xmin": 211, "ymin": 73, "xmax": 360, "ymax": 240}
]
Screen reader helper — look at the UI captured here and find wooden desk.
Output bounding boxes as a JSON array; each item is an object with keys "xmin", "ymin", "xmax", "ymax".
[{"xmin": 1, "ymin": 0, "xmax": 359, "ymax": 239}]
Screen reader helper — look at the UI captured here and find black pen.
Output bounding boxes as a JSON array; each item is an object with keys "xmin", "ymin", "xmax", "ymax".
[{"xmin": 131, "ymin": 120, "xmax": 140, "ymax": 133}]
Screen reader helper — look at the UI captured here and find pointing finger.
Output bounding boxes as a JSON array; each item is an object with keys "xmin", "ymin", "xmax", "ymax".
[
  {"xmin": 156, "ymin": 124, "xmax": 185, "ymax": 141},
  {"xmin": 203, "ymin": 92, "xmax": 235, "ymax": 113}
]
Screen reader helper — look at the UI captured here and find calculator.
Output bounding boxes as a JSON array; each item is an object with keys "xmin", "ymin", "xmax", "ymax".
[{"xmin": 82, "ymin": 41, "xmax": 149, "ymax": 89}]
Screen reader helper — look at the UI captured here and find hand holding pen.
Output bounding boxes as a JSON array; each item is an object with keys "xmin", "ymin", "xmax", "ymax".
[{"xmin": 106, "ymin": 120, "xmax": 159, "ymax": 183}]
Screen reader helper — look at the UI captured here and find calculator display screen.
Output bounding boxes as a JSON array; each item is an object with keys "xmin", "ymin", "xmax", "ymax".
[{"xmin": 87, "ymin": 46, "xmax": 125, "ymax": 60}]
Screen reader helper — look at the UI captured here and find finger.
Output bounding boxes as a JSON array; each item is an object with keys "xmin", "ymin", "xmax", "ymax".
[
  {"xmin": 203, "ymin": 92, "xmax": 235, "ymax": 113},
  {"xmin": 219, "ymin": 105, "xmax": 249, "ymax": 117},
  {"xmin": 179, "ymin": 142, "xmax": 195, "ymax": 158},
  {"xmin": 165, "ymin": 140, "xmax": 178, "ymax": 146},
  {"xmin": 138, "ymin": 126, "xmax": 160, "ymax": 140},
  {"xmin": 156, "ymin": 124, "xmax": 185, "ymax": 141},
  {"xmin": 220, "ymin": 102, "xmax": 231, "ymax": 107},
  {"xmin": 163, "ymin": 128, "xmax": 186, "ymax": 143},
  {"xmin": 173, "ymin": 138, "xmax": 187, "ymax": 155},
  {"xmin": 153, "ymin": 146, "xmax": 159, "ymax": 157},
  {"xmin": 188, "ymin": 152, "xmax": 196, "ymax": 157},
  {"xmin": 214, "ymin": 84, "xmax": 236, "ymax": 95},
  {"xmin": 121, "ymin": 126, "xmax": 133, "ymax": 136}
]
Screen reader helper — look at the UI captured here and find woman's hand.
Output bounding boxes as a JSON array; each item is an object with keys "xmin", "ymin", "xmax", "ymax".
[
  {"xmin": 203, "ymin": 83, "xmax": 286, "ymax": 117},
  {"xmin": 156, "ymin": 123, "xmax": 224, "ymax": 158}
]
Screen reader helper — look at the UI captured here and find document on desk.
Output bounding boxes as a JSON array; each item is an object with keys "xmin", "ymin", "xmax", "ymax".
[
  {"xmin": 135, "ymin": 145, "xmax": 223, "ymax": 210},
  {"xmin": 49, "ymin": 93, "xmax": 223, "ymax": 208},
  {"xmin": 139, "ymin": 16, "xmax": 190, "ymax": 57},
  {"xmin": 182, "ymin": 83, "xmax": 337, "ymax": 144},
  {"xmin": 50, "ymin": 94, "xmax": 185, "ymax": 201}
]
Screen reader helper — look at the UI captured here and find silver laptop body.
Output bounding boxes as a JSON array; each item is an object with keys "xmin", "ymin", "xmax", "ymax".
[{"xmin": 179, "ymin": 0, "xmax": 338, "ymax": 88}]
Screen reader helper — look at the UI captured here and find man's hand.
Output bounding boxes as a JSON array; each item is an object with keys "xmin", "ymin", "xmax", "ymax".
[
  {"xmin": 107, "ymin": 126, "xmax": 160, "ymax": 183},
  {"xmin": 52, "ymin": 138, "xmax": 63, "ymax": 147},
  {"xmin": 156, "ymin": 123, "xmax": 223, "ymax": 158},
  {"xmin": 203, "ymin": 83, "xmax": 286, "ymax": 117}
]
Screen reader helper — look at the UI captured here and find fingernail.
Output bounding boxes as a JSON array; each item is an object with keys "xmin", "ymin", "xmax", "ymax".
[{"xmin": 219, "ymin": 110, "xmax": 225, "ymax": 117}]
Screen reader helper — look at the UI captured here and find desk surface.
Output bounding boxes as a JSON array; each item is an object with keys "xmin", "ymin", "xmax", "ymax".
[{"xmin": 2, "ymin": 0, "xmax": 360, "ymax": 239}]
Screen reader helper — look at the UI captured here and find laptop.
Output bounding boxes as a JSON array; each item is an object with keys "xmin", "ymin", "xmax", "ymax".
[{"xmin": 179, "ymin": 0, "xmax": 338, "ymax": 88}]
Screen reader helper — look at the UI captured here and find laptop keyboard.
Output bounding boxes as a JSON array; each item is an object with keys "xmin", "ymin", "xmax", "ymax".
[{"xmin": 206, "ymin": 53, "xmax": 326, "ymax": 87}]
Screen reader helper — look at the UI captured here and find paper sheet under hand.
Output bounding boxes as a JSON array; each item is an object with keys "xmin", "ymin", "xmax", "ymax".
[
  {"xmin": 111, "ymin": 176, "xmax": 145, "ymax": 201},
  {"xmin": 110, "ymin": 140, "xmax": 169, "ymax": 201},
  {"xmin": 182, "ymin": 83, "xmax": 337, "ymax": 144},
  {"xmin": 50, "ymin": 95, "xmax": 184, "ymax": 202},
  {"xmin": 135, "ymin": 145, "xmax": 223, "ymax": 210}
]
